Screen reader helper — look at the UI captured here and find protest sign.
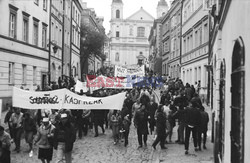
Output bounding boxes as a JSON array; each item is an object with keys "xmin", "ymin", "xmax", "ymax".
[
  {"xmin": 114, "ymin": 65, "xmax": 145, "ymax": 77},
  {"xmin": 12, "ymin": 87, "xmax": 126, "ymax": 110}
]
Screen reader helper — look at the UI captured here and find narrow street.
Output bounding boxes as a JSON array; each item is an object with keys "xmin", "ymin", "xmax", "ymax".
[{"xmin": 1, "ymin": 90, "xmax": 214, "ymax": 163}]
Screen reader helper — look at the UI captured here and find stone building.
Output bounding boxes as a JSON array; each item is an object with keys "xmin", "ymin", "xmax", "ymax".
[
  {"xmin": 109, "ymin": 0, "xmax": 154, "ymax": 67},
  {"xmin": 0, "ymin": 0, "xmax": 50, "ymax": 105},
  {"xmin": 181, "ymin": 0, "xmax": 209, "ymax": 100}
]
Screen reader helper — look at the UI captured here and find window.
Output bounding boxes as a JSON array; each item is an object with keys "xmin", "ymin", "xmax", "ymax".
[
  {"xmin": 33, "ymin": 66, "xmax": 37, "ymax": 84},
  {"xmin": 43, "ymin": 0, "xmax": 47, "ymax": 11},
  {"xmin": 137, "ymin": 27, "xmax": 145, "ymax": 37},
  {"xmin": 115, "ymin": 52, "xmax": 119, "ymax": 61},
  {"xmin": 8, "ymin": 62, "xmax": 15, "ymax": 84},
  {"xmin": 42, "ymin": 24, "xmax": 47, "ymax": 48},
  {"xmin": 116, "ymin": 31, "xmax": 119, "ymax": 37},
  {"xmin": 204, "ymin": 23, "xmax": 208, "ymax": 43},
  {"xmin": 33, "ymin": 20, "xmax": 39, "ymax": 46},
  {"xmin": 183, "ymin": 38, "xmax": 186, "ymax": 53},
  {"xmin": 22, "ymin": 64, "xmax": 27, "ymax": 84},
  {"xmin": 9, "ymin": 9, "xmax": 17, "ymax": 39},
  {"xmin": 23, "ymin": 15, "xmax": 29, "ymax": 42},
  {"xmin": 129, "ymin": 26, "xmax": 133, "ymax": 36},
  {"xmin": 190, "ymin": 34, "xmax": 193, "ymax": 50},
  {"xmin": 116, "ymin": 10, "xmax": 120, "ymax": 18},
  {"xmin": 72, "ymin": 26, "xmax": 75, "ymax": 42},
  {"xmin": 34, "ymin": 0, "xmax": 39, "ymax": 5}
]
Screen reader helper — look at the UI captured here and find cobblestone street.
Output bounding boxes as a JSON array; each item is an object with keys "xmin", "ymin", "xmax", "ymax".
[{"xmin": 1, "ymin": 111, "xmax": 213, "ymax": 163}]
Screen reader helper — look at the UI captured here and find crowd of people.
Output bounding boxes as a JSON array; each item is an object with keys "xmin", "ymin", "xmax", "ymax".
[{"xmin": 0, "ymin": 76, "xmax": 209, "ymax": 163}]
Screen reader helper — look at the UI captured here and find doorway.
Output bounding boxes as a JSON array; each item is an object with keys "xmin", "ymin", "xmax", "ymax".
[{"xmin": 230, "ymin": 37, "xmax": 245, "ymax": 163}]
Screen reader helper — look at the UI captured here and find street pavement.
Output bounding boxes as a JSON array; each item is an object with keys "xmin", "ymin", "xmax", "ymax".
[{"xmin": 1, "ymin": 89, "xmax": 214, "ymax": 163}]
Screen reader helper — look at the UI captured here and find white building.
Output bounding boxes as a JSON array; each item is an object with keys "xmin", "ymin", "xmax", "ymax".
[
  {"xmin": 109, "ymin": 0, "xmax": 154, "ymax": 66},
  {"xmin": 181, "ymin": 0, "xmax": 209, "ymax": 101},
  {"xmin": 209, "ymin": 0, "xmax": 250, "ymax": 162},
  {"xmin": 0, "ymin": 0, "xmax": 50, "ymax": 106},
  {"xmin": 71, "ymin": 0, "xmax": 82, "ymax": 81}
]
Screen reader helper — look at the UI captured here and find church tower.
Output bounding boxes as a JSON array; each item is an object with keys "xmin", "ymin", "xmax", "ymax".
[
  {"xmin": 111, "ymin": 0, "xmax": 123, "ymax": 20},
  {"xmin": 157, "ymin": 0, "xmax": 169, "ymax": 18}
]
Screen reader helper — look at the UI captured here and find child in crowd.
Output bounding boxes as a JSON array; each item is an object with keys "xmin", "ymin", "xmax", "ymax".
[{"xmin": 110, "ymin": 110, "xmax": 121, "ymax": 145}]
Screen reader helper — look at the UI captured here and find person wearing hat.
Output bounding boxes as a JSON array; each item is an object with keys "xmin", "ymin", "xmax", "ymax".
[
  {"xmin": 0, "ymin": 126, "xmax": 11, "ymax": 163},
  {"xmin": 34, "ymin": 117, "xmax": 55, "ymax": 163},
  {"xmin": 54, "ymin": 113, "xmax": 76, "ymax": 163}
]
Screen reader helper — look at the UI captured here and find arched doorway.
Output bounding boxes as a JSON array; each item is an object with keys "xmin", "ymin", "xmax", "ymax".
[{"xmin": 230, "ymin": 37, "xmax": 245, "ymax": 163}]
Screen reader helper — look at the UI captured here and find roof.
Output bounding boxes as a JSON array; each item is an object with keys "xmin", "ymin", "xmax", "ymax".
[
  {"xmin": 126, "ymin": 7, "xmax": 154, "ymax": 21},
  {"xmin": 112, "ymin": 0, "xmax": 123, "ymax": 3},
  {"xmin": 158, "ymin": 0, "xmax": 168, "ymax": 6}
]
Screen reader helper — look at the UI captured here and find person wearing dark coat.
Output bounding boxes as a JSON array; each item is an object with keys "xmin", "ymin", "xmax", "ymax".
[
  {"xmin": 133, "ymin": 95, "xmax": 149, "ymax": 148},
  {"xmin": 4, "ymin": 104, "xmax": 14, "ymax": 139},
  {"xmin": 184, "ymin": 83, "xmax": 193, "ymax": 101},
  {"xmin": 197, "ymin": 106, "xmax": 209, "ymax": 150},
  {"xmin": 152, "ymin": 105, "xmax": 167, "ymax": 150},
  {"xmin": 54, "ymin": 113, "xmax": 76, "ymax": 163},
  {"xmin": 92, "ymin": 110, "xmax": 105, "ymax": 137},
  {"xmin": 148, "ymin": 97, "xmax": 158, "ymax": 135},
  {"xmin": 173, "ymin": 91, "xmax": 188, "ymax": 144},
  {"xmin": 184, "ymin": 99, "xmax": 201, "ymax": 154}
]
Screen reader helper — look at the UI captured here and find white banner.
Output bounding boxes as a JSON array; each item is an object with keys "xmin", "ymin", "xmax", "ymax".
[
  {"xmin": 12, "ymin": 87, "xmax": 126, "ymax": 110},
  {"xmin": 114, "ymin": 65, "xmax": 145, "ymax": 77},
  {"xmin": 75, "ymin": 80, "xmax": 88, "ymax": 93}
]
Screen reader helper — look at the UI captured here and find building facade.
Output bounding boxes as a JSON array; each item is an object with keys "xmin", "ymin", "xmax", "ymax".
[
  {"xmin": 161, "ymin": 12, "xmax": 170, "ymax": 76},
  {"xmin": 71, "ymin": 0, "xmax": 82, "ymax": 80},
  {"xmin": 208, "ymin": 0, "xmax": 250, "ymax": 163},
  {"xmin": 168, "ymin": 0, "xmax": 181, "ymax": 79},
  {"xmin": 62, "ymin": 0, "xmax": 72, "ymax": 78},
  {"xmin": 49, "ymin": 0, "xmax": 63, "ymax": 83},
  {"xmin": 0, "ymin": 0, "xmax": 50, "ymax": 105},
  {"xmin": 148, "ymin": 18, "xmax": 164, "ymax": 75},
  {"xmin": 110, "ymin": 0, "xmax": 154, "ymax": 67},
  {"xmin": 181, "ymin": 0, "xmax": 209, "ymax": 100}
]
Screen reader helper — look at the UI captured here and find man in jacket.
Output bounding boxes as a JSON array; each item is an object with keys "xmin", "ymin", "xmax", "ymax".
[
  {"xmin": 184, "ymin": 99, "xmax": 201, "ymax": 154},
  {"xmin": 54, "ymin": 113, "xmax": 76, "ymax": 163}
]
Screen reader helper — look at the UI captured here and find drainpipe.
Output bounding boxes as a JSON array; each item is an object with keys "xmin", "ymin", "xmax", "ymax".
[
  {"xmin": 207, "ymin": 10, "xmax": 212, "ymax": 106},
  {"xmin": 61, "ymin": 0, "xmax": 65, "ymax": 77},
  {"xmin": 179, "ymin": 0, "xmax": 183, "ymax": 78},
  {"xmin": 48, "ymin": 0, "xmax": 52, "ymax": 86},
  {"xmin": 69, "ymin": 0, "xmax": 73, "ymax": 78}
]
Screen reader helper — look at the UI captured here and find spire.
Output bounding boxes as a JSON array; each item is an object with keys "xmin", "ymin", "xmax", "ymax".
[
  {"xmin": 158, "ymin": 0, "xmax": 168, "ymax": 6},
  {"xmin": 112, "ymin": 0, "xmax": 123, "ymax": 3}
]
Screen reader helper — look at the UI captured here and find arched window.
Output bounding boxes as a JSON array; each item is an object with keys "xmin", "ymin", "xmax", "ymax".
[
  {"xmin": 116, "ymin": 10, "xmax": 120, "ymax": 18},
  {"xmin": 137, "ymin": 27, "xmax": 145, "ymax": 37},
  {"xmin": 231, "ymin": 37, "xmax": 245, "ymax": 163},
  {"xmin": 115, "ymin": 52, "xmax": 119, "ymax": 61}
]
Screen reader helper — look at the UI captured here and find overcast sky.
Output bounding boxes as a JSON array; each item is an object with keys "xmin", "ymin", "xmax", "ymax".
[{"xmin": 82, "ymin": 0, "xmax": 170, "ymax": 34}]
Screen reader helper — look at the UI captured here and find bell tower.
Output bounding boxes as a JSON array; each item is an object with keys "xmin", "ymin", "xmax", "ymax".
[
  {"xmin": 111, "ymin": 0, "xmax": 123, "ymax": 20},
  {"xmin": 157, "ymin": 0, "xmax": 169, "ymax": 18}
]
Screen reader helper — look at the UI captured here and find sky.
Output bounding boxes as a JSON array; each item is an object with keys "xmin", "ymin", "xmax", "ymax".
[{"xmin": 82, "ymin": 0, "xmax": 170, "ymax": 34}]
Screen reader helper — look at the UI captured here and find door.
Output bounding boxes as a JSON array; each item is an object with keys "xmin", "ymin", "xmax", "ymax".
[{"xmin": 230, "ymin": 37, "xmax": 245, "ymax": 163}]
